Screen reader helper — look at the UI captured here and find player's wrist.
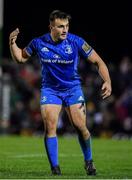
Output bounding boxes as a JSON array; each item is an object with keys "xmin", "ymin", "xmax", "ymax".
[{"xmin": 104, "ymin": 80, "xmax": 111, "ymax": 85}]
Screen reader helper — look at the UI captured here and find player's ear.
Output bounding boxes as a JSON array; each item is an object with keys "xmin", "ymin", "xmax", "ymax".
[{"xmin": 49, "ymin": 25, "xmax": 53, "ymax": 31}]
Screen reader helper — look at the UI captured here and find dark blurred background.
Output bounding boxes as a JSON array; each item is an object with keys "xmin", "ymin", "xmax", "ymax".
[
  {"xmin": 2, "ymin": 0, "xmax": 132, "ymax": 61},
  {"xmin": 0, "ymin": 0, "xmax": 132, "ymax": 138}
]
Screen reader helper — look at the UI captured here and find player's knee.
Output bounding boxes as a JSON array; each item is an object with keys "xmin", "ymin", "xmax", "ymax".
[
  {"xmin": 76, "ymin": 123, "xmax": 86, "ymax": 132},
  {"xmin": 47, "ymin": 123, "xmax": 56, "ymax": 131},
  {"xmin": 45, "ymin": 121, "xmax": 57, "ymax": 135}
]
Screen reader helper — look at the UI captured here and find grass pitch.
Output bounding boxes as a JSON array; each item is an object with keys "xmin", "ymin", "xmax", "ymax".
[{"xmin": 0, "ymin": 135, "xmax": 132, "ymax": 179}]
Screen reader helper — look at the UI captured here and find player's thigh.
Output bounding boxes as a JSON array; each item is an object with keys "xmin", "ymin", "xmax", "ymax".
[
  {"xmin": 41, "ymin": 104, "xmax": 62, "ymax": 136},
  {"xmin": 41, "ymin": 104, "xmax": 62, "ymax": 124},
  {"xmin": 65, "ymin": 103, "xmax": 86, "ymax": 128}
]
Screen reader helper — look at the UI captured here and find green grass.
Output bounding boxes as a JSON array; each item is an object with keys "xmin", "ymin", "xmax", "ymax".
[{"xmin": 0, "ymin": 135, "xmax": 132, "ymax": 179}]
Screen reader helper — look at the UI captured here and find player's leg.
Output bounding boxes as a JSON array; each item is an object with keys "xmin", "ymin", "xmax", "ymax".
[
  {"xmin": 41, "ymin": 104, "xmax": 62, "ymax": 175},
  {"xmin": 64, "ymin": 85, "xmax": 96, "ymax": 175},
  {"xmin": 66, "ymin": 103, "xmax": 96, "ymax": 175},
  {"xmin": 40, "ymin": 88, "xmax": 62, "ymax": 175},
  {"xmin": 65, "ymin": 103, "xmax": 92, "ymax": 159}
]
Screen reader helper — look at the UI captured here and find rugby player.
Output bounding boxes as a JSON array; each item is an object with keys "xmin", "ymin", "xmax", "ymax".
[{"xmin": 9, "ymin": 10, "xmax": 112, "ymax": 176}]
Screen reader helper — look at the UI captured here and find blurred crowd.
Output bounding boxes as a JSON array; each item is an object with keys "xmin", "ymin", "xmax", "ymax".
[{"xmin": 0, "ymin": 55, "xmax": 132, "ymax": 138}]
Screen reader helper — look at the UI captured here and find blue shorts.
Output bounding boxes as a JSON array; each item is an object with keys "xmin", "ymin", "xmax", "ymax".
[{"xmin": 40, "ymin": 85, "xmax": 85, "ymax": 107}]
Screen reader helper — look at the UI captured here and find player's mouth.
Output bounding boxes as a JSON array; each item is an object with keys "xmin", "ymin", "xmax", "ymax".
[{"xmin": 61, "ymin": 33, "xmax": 67, "ymax": 38}]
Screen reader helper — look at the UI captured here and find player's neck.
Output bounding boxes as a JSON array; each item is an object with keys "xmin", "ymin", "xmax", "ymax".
[{"xmin": 50, "ymin": 33, "xmax": 62, "ymax": 43}]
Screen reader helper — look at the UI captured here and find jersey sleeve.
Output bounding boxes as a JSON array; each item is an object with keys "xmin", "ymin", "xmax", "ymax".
[
  {"xmin": 76, "ymin": 36, "xmax": 93, "ymax": 59},
  {"xmin": 25, "ymin": 38, "xmax": 37, "ymax": 56}
]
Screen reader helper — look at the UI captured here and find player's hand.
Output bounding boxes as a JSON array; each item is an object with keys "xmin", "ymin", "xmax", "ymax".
[
  {"xmin": 9, "ymin": 28, "xmax": 20, "ymax": 45},
  {"xmin": 101, "ymin": 81, "xmax": 112, "ymax": 99}
]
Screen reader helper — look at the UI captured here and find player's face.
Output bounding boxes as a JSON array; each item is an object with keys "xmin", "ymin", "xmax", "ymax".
[{"xmin": 50, "ymin": 18, "xmax": 69, "ymax": 42}]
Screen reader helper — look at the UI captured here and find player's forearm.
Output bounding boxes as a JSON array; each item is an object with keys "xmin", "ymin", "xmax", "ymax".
[
  {"xmin": 88, "ymin": 50, "xmax": 111, "ymax": 84},
  {"xmin": 98, "ymin": 60, "xmax": 111, "ymax": 84},
  {"xmin": 9, "ymin": 43, "xmax": 27, "ymax": 63}
]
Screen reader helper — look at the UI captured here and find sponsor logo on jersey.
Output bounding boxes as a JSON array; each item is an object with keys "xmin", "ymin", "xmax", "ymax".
[
  {"xmin": 41, "ymin": 58, "xmax": 73, "ymax": 64},
  {"xmin": 53, "ymin": 54, "xmax": 61, "ymax": 58},
  {"xmin": 41, "ymin": 47, "xmax": 49, "ymax": 52}
]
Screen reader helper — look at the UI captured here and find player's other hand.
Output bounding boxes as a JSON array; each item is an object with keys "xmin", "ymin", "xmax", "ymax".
[
  {"xmin": 9, "ymin": 28, "xmax": 20, "ymax": 45},
  {"xmin": 101, "ymin": 81, "xmax": 112, "ymax": 99}
]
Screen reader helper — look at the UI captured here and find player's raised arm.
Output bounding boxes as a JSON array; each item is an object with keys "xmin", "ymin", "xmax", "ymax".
[
  {"xmin": 9, "ymin": 28, "xmax": 30, "ymax": 63},
  {"xmin": 88, "ymin": 49, "xmax": 112, "ymax": 99}
]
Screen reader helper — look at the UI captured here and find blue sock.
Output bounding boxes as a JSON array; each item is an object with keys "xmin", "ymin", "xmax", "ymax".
[
  {"xmin": 44, "ymin": 136, "xmax": 58, "ymax": 168},
  {"xmin": 78, "ymin": 135, "xmax": 92, "ymax": 161}
]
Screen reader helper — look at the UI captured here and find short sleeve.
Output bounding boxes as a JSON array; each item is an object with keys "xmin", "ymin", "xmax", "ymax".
[
  {"xmin": 25, "ymin": 39, "xmax": 37, "ymax": 56},
  {"xmin": 76, "ymin": 36, "xmax": 93, "ymax": 59}
]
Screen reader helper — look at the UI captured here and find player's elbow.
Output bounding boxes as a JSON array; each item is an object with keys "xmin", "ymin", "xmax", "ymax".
[
  {"xmin": 13, "ymin": 57, "xmax": 28, "ymax": 64},
  {"xmin": 18, "ymin": 58, "xmax": 28, "ymax": 63},
  {"xmin": 17, "ymin": 60, "xmax": 26, "ymax": 64}
]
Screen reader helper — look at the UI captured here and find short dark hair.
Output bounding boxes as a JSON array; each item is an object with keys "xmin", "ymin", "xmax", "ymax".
[{"xmin": 49, "ymin": 10, "xmax": 71, "ymax": 22}]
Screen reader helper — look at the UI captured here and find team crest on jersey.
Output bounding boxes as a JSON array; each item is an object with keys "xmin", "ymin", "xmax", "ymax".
[
  {"xmin": 82, "ymin": 42, "xmax": 91, "ymax": 53},
  {"xmin": 64, "ymin": 45, "xmax": 73, "ymax": 54},
  {"xmin": 41, "ymin": 47, "xmax": 49, "ymax": 52}
]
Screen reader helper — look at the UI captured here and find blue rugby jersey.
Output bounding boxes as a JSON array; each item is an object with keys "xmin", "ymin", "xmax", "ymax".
[{"xmin": 25, "ymin": 33, "xmax": 93, "ymax": 90}]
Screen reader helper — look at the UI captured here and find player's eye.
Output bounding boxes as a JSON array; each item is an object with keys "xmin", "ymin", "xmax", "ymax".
[{"xmin": 58, "ymin": 25, "xmax": 64, "ymax": 28}]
